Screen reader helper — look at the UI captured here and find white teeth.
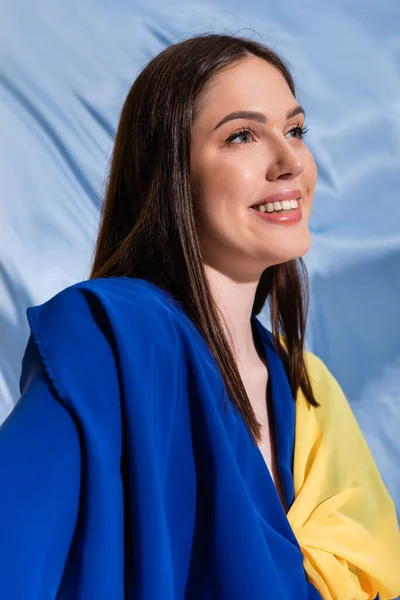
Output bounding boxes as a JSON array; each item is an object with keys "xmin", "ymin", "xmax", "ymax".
[{"xmin": 253, "ymin": 198, "xmax": 299, "ymax": 213}]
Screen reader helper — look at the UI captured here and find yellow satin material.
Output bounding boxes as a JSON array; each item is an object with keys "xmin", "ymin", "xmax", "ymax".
[{"xmin": 287, "ymin": 351, "xmax": 400, "ymax": 600}]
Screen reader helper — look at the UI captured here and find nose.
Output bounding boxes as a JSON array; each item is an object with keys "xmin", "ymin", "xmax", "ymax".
[{"xmin": 265, "ymin": 137, "xmax": 305, "ymax": 181}]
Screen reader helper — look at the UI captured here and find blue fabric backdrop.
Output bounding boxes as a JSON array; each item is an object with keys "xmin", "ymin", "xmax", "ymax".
[{"xmin": 1, "ymin": 0, "xmax": 399, "ymax": 528}]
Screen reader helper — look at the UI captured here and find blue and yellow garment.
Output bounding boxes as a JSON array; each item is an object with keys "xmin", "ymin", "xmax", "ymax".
[{"xmin": 0, "ymin": 277, "xmax": 398, "ymax": 599}]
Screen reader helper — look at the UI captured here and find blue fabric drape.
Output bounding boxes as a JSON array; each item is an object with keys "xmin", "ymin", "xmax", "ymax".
[{"xmin": 0, "ymin": 277, "xmax": 323, "ymax": 598}]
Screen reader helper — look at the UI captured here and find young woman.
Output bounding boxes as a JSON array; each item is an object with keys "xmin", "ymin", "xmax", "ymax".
[{"xmin": 0, "ymin": 33, "xmax": 399, "ymax": 600}]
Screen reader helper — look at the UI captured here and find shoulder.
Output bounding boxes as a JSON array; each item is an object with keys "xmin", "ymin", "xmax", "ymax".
[
  {"xmin": 25, "ymin": 277, "xmax": 186, "ymax": 406},
  {"xmin": 275, "ymin": 332, "xmax": 347, "ymax": 411},
  {"xmin": 28, "ymin": 276, "xmax": 180, "ymax": 321},
  {"xmin": 259, "ymin": 329, "xmax": 348, "ymax": 417},
  {"xmin": 303, "ymin": 350, "xmax": 338, "ymax": 392},
  {"xmin": 27, "ymin": 276, "xmax": 185, "ymax": 346},
  {"xmin": 297, "ymin": 349, "xmax": 356, "ymax": 435}
]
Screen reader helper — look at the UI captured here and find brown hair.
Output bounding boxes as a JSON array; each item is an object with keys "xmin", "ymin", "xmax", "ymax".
[{"xmin": 90, "ymin": 32, "xmax": 319, "ymax": 444}]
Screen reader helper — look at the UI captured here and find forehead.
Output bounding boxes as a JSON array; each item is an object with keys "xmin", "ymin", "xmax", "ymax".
[{"xmin": 195, "ymin": 56, "xmax": 295, "ymax": 124}]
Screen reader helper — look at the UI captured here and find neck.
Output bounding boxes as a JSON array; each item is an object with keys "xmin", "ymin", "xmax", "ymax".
[{"xmin": 204, "ymin": 264, "xmax": 264, "ymax": 370}]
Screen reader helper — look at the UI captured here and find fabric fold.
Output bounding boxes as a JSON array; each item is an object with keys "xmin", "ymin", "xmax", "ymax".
[{"xmin": 287, "ymin": 350, "xmax": 400, "ymax": 600}]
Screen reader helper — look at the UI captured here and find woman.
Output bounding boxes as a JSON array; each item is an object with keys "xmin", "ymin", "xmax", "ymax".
[{"xmin": 0, "ymin": 33, "xmax": 399, "ymax": 599}]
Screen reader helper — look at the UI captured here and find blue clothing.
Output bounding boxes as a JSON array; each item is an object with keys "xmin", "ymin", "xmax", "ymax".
[{"xmin": 0, "ymin": 277, "xmax": 322, "ymax": 599}]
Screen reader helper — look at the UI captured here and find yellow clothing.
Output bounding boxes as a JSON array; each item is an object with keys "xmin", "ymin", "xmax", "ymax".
[{"xmin": 288, "ymin": 351, "xmax": 400, "ymax": 599}]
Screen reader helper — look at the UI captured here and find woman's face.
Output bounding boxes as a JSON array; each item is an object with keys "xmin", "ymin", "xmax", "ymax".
[{"xmin": 190, "ymin": 55, "xmax": 317, "ymax": 280}]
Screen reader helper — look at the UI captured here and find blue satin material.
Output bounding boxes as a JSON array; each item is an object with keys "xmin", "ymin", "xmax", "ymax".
[{"xmin": 0, "ymin": 277, "xmax": 322, "ymax": 599}]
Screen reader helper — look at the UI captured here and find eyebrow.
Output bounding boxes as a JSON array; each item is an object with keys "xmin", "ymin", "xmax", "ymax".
[{"xmin": 213, "ymin": 105, "xmax": 306, "ymax": 131}]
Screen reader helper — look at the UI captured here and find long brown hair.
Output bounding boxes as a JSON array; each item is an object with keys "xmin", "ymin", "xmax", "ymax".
[{"xmin": 90, "ymin": 32, "xmax": 319, "ymax": 445}]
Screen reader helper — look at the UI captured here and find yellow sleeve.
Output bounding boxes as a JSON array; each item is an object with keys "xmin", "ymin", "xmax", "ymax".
[{"xmin": 287, "ymin": 351, "xmax": 400, "ymax": 600}]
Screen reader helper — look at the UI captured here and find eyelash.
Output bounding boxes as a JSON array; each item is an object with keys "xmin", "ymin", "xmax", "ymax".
[{"xmin": 224, "ymin": 122, "xmax": 310, "ymax": 146}]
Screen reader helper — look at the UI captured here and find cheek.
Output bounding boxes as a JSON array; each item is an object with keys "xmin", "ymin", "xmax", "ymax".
[
  {"xmin": 193, "ymin": 152, "xmax": 261, "ymax": 208},
  {"xmin": 191, "ymin": 157, "xmax": 253, "ymax": 248}
]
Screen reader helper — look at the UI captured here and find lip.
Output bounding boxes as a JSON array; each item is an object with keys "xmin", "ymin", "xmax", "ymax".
[{"xmin": 250, "ymin": 188, "xmax": 302, "ymax": 208}]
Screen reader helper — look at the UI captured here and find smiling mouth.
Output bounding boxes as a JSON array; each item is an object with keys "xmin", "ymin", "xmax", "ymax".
[{"xmin": 249, "ymin": 198, "xmax": 302, "ymax": 226}]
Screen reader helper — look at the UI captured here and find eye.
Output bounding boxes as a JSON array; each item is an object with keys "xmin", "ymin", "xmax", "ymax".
[
  {"xmin": 224, "ymin": 127, "xmax": 255, "ymax": 146},
  {"xmin": 286, "ymin": 123, "xmax": 309, "ymax": 139}
]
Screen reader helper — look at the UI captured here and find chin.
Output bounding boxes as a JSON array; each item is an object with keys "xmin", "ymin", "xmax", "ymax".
[{"xmin": 262, "ymin": 234, "xmax": 312, "ymax": 266}]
